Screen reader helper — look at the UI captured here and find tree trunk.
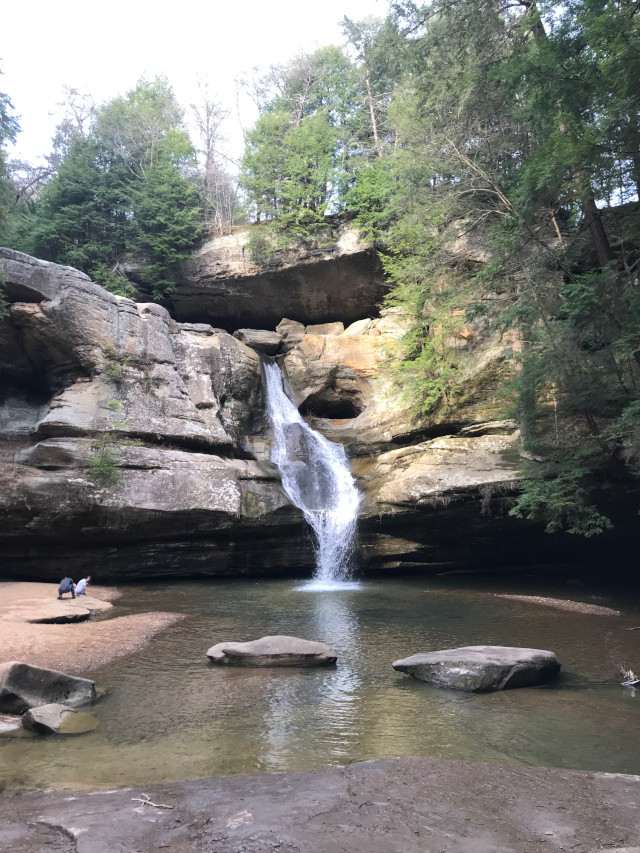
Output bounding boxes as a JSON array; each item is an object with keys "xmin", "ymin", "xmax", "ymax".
[
  {"xmin": 581, "ymin": 194, "xmax": 613, "ymax": 267},
  {"xmin": 365, "ymin": 72, "xmax": 383, "ymax": 158}
]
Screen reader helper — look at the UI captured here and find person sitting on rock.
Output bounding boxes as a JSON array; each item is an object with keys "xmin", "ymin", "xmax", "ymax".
[
  {"xmin": 57, "ymin": 577, "xmax": 75, "ymax": 599},
  {"xmin": 75, "ymin": 576, "xmax": 91, "ymax": 596}
]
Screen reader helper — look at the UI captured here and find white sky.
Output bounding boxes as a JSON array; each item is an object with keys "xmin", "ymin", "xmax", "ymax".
[{"xmin": 0, "ymin": 0, "xmax": 386, "ymax": 167}]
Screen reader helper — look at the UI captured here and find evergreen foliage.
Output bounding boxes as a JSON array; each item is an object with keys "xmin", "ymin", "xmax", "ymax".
[
  {"xmin": 12, "ymin": 78, "xmax": 201, "ymax": 300},
  {"xmin": 1, "ymin": 6, "xmax": 639, "ymax": 535},
  {"xmin": 239, "ymin": 0, "xmax": 640, "ymax": 535},
  {"xmin": 0, "ymin": 71, "xmax": 20, "ymax": 241}
]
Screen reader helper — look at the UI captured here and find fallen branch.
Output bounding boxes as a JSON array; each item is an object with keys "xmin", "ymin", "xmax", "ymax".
[
  {"xmin": 617, "ymin": 665, "xmax": 640, "ymax": 688},
  {"xmin": 131, "ymin": 793, "xmax": 173, "ymax": 810}
]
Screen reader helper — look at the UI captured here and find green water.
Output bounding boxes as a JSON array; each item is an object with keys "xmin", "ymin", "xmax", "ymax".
[{"xmin": 1, "ymin": 576, "xmax": 639, "ymax": 794}]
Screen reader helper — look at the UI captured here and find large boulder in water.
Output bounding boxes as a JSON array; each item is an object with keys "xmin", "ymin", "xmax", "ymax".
[
  {"xmin": 393, "ymin": 646, "xmax": 560, "ymax": 692},
  {"xmin": 0, "ymin": 661, "xmax": 96, "ymax": 714},
  {"xmin": 207, "ymin": 635, "xmax": 337, "ymax": 667}
]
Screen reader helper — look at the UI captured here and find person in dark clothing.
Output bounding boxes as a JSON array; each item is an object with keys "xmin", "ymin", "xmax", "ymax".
[{"xmin": 58, "ymin": 577, "xmax": 75, "ymax": 599}]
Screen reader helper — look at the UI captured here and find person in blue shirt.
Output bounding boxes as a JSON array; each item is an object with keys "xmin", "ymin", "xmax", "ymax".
[
  {"xmin": 75, "ymin": 576, "xmax": 91, "ymax": 596},
  {"xmin": 57, "ymin": 577, "xmax": 75, "ymax": 599}
]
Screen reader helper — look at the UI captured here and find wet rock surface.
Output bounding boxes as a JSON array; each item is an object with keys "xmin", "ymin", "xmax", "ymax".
[
  {"xmin": 207, "ymin": 635, "xmax": 337, "ymax": 667},
  {"xmin": 1, "ymin": 757, "xmax": 639, "ymax": 853},
  {"xmin": 393, "ymin": 645, "xmax": 561, "ymax": 692},
  {"xmin": 0, "ymin": 662, "xmax": 96, "ymax": 714}
]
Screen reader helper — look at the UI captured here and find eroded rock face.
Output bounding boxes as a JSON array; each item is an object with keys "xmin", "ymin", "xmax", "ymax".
[
  {"xmin": 0, "ymin": 662, "xmax": 96, "ymax": 714},
  {"xmin": 357, "ymin": 430, "xmax": 520, "ymax": 513},
  {"xmin": 0, "ymin": 246, "xmax": 533, "ymax": 580},
  {"xmin": 173, "ymin": 226, "xmax": 386, "ymax": 329},
  {"xmin": 0, "ymin": 250, "xmax": 301, "ymax": 578},
  {"xmin": 392, "ymin": 646, "xmax": 561, "ymax": 692},
  {"xmin": 207, "ymin": 636, "xmax": 337, "ymax": 667}
]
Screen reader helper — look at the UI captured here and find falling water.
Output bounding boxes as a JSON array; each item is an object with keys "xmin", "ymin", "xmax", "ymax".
[{"xmin": 263, "ymin": 361, "xmax": 361, "ymax": 587}]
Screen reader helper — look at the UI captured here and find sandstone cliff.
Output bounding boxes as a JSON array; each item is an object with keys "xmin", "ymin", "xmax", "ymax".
[
  {"xmin": 0, "ymin": 244, "xmax": 549, "ymax": 580},
  {"xmin": 171, "ymin": 225, "xmax": 386, "ymax": 330}
]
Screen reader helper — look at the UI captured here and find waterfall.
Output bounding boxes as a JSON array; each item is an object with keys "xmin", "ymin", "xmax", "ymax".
[{"xmin": 263, "ymin": 361, "xmax": 361, "ymax": 587}]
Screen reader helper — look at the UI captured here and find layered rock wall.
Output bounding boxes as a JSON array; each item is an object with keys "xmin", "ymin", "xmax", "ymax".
[
  {"xmin": 0, "ymin": 243, "xmax": 572, "ymax": 581},
  {"xmin": 172, "ymin": 225, "xmax": 386, "ymax": 330}
]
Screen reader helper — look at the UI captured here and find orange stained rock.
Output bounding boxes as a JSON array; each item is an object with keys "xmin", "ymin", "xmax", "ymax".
[{"xmin": 323, "ymin": 335, "xmax": 384, "ymax": 377}]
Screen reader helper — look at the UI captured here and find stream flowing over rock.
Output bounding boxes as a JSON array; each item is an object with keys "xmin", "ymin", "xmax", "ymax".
[{"xmin": 1, "ymin": 243, "xmax": 635, "ymax": 580}]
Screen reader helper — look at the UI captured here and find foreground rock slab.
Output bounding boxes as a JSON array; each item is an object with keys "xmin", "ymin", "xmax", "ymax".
[
  {"xmin": 207, "ymin": 635, "xmax": 337, "ymax": 666},
  {"xmin": 393, "ymin": 645, "xmax": 560, "ymax": 692},
  {"xmin": 0, "ymin": 661, "xmax": 96, "ymax": 714},
  {"xmin": 1, "ymin": 757, "xmax": 639, "ymax": 853}
]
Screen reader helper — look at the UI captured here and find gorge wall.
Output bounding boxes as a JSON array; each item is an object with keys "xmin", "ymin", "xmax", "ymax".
[{"xmin": 0, "ymin": 235, "xmax": 629, "ymax": 581}]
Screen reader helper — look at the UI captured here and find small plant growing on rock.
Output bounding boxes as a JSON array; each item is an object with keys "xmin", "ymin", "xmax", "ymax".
[
  {"xmin": 101, "ymin": 341, "xmax": 132, "ymax": 385},
  {"xmin": 89, "ymin": 440, "xmax": 122, "ymax": 487},
  {"xmin": 88, "ymin": 398, "xmax": 128, "ymax": 487}
]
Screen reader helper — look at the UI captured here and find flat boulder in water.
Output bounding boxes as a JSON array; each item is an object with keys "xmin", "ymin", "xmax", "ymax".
[
  {"xmin": 21, "ymin": 703, "xmax": 99, "ymax": 735},
  {"xmin": 0, "ymin": 661, "xmax": 97, "ymax": 714},
  {"xmin": 393, "ymin": 645, "xmax": 560, "ymax": 692},
  {"xmin": 207, "ymin": 635, "xmax": 337, "ymax": 667}
]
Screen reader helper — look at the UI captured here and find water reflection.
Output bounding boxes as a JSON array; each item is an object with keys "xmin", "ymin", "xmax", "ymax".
[{"xmin": 258, "ymin": 588, "xmax": 363, "ymax": 770}]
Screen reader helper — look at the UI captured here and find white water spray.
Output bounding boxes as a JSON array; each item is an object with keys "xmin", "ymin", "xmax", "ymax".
[{"xmin": 263, "ymin": 362, "xmax": 361, "ymax": 587}]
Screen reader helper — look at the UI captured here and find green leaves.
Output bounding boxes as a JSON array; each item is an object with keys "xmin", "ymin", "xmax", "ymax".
[
  {"xmin": 130, "ymin": 133, "xmax": 201, "ymax": 298},
  {"xmin": 14, "ymin": 78, "xmax": 201, "ymax": 301},
  {"xmin": 510, "ymin": 459, "xmax": 614, "ymax": 536}
]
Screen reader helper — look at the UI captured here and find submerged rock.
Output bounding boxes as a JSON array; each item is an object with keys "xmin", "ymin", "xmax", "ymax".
[
  {"xmin": 0, "ymin": 712, "xmax": 25, "ymax": 737},
  {"xmin": 393, "ymin": 645, "xmax": 560, "ymax": 692},
  {"xmin": 207, "ymin": 635, "xmax": 337, "ymax": 667},
  {"xmin": 21, "ymin": 703, "xmax": 99, "ymax": 735},
  {"xmin": 0, "ymin": 661, "xmax": 96, "ymax": 714}
]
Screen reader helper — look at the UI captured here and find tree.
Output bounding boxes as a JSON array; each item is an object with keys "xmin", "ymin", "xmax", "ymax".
[
  {"xmin": 239, "ymin": 46, "xmax": 364, "ymax": 236},
  {"xmin": 15, "ymin": 77, "xmax": 201, "ymax": 300},
  {"xmin": 130, "ymin": 130, "xmax": 201, "ymax": 298},
  {"xmin": 190, "ymin": 80, "xmax": 237, "ymax": 234},
  {"xmin": 0, "ymin": 72, "xmax": 20, "ymax": 240},
  {"xmin": 340, "ymin": 0, "xmax": 640, "ymax": 535}
]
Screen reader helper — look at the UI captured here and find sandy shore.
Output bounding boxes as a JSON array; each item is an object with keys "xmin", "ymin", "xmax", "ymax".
[
  {"xmin": 494, "ymin": 593, "xmax": 622, "ymax": 615},
  {"xmin": 0, "ymin": 582, "xmax": 183, "ymax": 674}
]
